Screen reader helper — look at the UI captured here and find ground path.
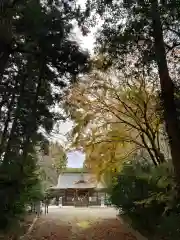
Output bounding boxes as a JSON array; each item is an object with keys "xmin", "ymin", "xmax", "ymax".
[{"xmin": 25, "ymin": 206, "xmax": 146, "ymax": 240}]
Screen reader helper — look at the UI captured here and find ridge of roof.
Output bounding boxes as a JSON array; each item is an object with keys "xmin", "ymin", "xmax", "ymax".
[
  {"xmin": 61, "ymin": 171, "xmax": 91, "ymax": 174},
  {"xmin": 62, "ymin": 168, "xmax": 89, "ymax": 173},
  {"xmin": 54, "ymin": 171, "xmax": 106, "ymax": 189}
]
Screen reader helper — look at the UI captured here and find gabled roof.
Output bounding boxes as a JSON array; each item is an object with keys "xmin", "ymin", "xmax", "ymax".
[{"xmin": 54, "ymin": 172, "xmax": 105, "ymax": 189}]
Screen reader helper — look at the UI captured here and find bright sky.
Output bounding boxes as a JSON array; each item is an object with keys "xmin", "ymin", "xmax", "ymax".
[{"xmin": 67, "ymin": 150, "xmax": 85, "ymax": 168}]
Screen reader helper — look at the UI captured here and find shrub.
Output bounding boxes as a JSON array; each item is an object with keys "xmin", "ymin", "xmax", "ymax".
[
  {"xmin": 108, "ymin": 160, "xmax": 180, "ymax": 239},
  {"xmin": 0, "ymin": 154, "xmax": 43, "ymax": 230}
]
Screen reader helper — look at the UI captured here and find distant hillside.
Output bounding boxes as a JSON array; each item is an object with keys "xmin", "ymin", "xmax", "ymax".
[{"xmin": 37, "ymin": 142, "xmax": 67, "ymax": 189}]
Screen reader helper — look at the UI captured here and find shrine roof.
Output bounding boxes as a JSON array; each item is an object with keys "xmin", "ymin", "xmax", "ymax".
[{"xmin": 54, "ymin": 172, "xmax": 105, "ymax": 189}]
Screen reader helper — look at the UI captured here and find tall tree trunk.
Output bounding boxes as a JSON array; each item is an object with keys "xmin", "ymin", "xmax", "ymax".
[
  {"xmin": 1, "ymin": 73, "xmax": 27, "ymax": 163},
  {"xmin": 0, "ymin": 9, "xmax": 12, "ymax": 81},
  {"xmin": 0, "ymin": 79, "xmax": 18, "ymax": 153},
  {"xmin": 21, "ymin": 56, "xmax": 45, "ymax": 166},
  {"xmin": 0, "ymin": 42, "xmax": 11, "ymax": 80},
  {"xmin": 0, "ymin": 0, "xmax": 22, "ymax": 81},
  {"xmin": 151, "ymin": 1, "xmax": 180, "ymax": 186},
  {"xmin": 0, "ymin": 90, "xmax": 11, "ymax": 124}
]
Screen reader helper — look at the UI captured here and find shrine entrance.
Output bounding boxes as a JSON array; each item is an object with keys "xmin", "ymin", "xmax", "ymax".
[{"xmin": 74, "ymin": 189, "xmax": 90, "ymax": 207}]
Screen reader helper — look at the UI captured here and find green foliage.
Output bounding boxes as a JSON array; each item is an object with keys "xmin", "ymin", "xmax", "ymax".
[
  {"xmin": 0, "ymin": 153, "xmax": 43, "ymax": 230},
  {"xmin": 109, "ymin": 160, "xmax": 180, "ymax": 239},
  {"xmin": 83, "ymin": 0, "xmax": 180, "ymax": 187},
  {"xmin": 49, "ymin": 142, "xmax": 68, "ymax": 174},
  {"xmin": 0, "ymin": 0, "xmax": 90, "ymax": 230},
  {"xmin": 84, "ymin": 0, "xmax": 180, "ymax": 74},
  {"xmin": 37, "ymin": 142, "xmax": 68, "ymax": 190}
]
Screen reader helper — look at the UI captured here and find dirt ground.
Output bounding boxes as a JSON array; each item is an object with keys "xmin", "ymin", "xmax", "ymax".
[{"xmin": 25, "ymin": 206, "xmax": 145, "ymax": 240}]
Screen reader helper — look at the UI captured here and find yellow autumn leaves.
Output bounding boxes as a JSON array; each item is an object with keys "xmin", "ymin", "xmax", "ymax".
[{"xmin": 65, "ymin": 67, "xmax": 166, "ymax": 178}]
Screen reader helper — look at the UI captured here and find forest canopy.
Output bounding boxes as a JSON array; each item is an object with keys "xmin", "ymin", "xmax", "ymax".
[{"xmin": 0, "ymin": 0, "xmax": 90, "ymax": 229}]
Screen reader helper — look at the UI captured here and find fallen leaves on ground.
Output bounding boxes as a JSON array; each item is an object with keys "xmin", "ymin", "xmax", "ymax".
[
  {"xmin": 76, "ymin": 221, "xmax": 90, "ymax": 229},
  {"xmin": 26, "ymin": 219, "xmax": 72, "ymax": 240},
  {"xmin": 25, "ymin": 217, "xmax": 138, "ymax": 240},
  {"xmin": 76, "ymin": 218, "xmax": 138, "ymax": 240}
]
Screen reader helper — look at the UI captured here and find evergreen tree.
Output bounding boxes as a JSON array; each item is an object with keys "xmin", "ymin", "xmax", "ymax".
[{"xmin": 0, "ymin": 0, "xmax": 90, "ymax": 229}]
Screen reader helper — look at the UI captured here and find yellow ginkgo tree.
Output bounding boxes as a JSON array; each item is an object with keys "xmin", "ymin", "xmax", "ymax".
[{"xmin": 65, "ymin": 68, "xmax": 168, "ymax": 178}]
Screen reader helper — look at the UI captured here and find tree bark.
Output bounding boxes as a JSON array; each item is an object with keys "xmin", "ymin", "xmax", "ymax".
[
  {"xmin": 0, "ymin": 8, "xmax": 13, "ymax": 81},
  {"xmin": 1, "ymin": 72, "xmax": 27, "ymax": 163},
  {"xmin": 0, "ymin": 0, "xmax": 23, "ymax": 81},
  {"xmin": 0, "ymin": 41, "xmax": 11, "ymax": 81},
  {"xmin": 151, "ymin": 1, "xmax": 180, "ymax": 186},
  {"xmin": 21, "ymin": 56, "xmax": 45, "ymax": 163},
  {"xmin": 0, "ymin": 80, "xmax": 18, "ymax": 153}
]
